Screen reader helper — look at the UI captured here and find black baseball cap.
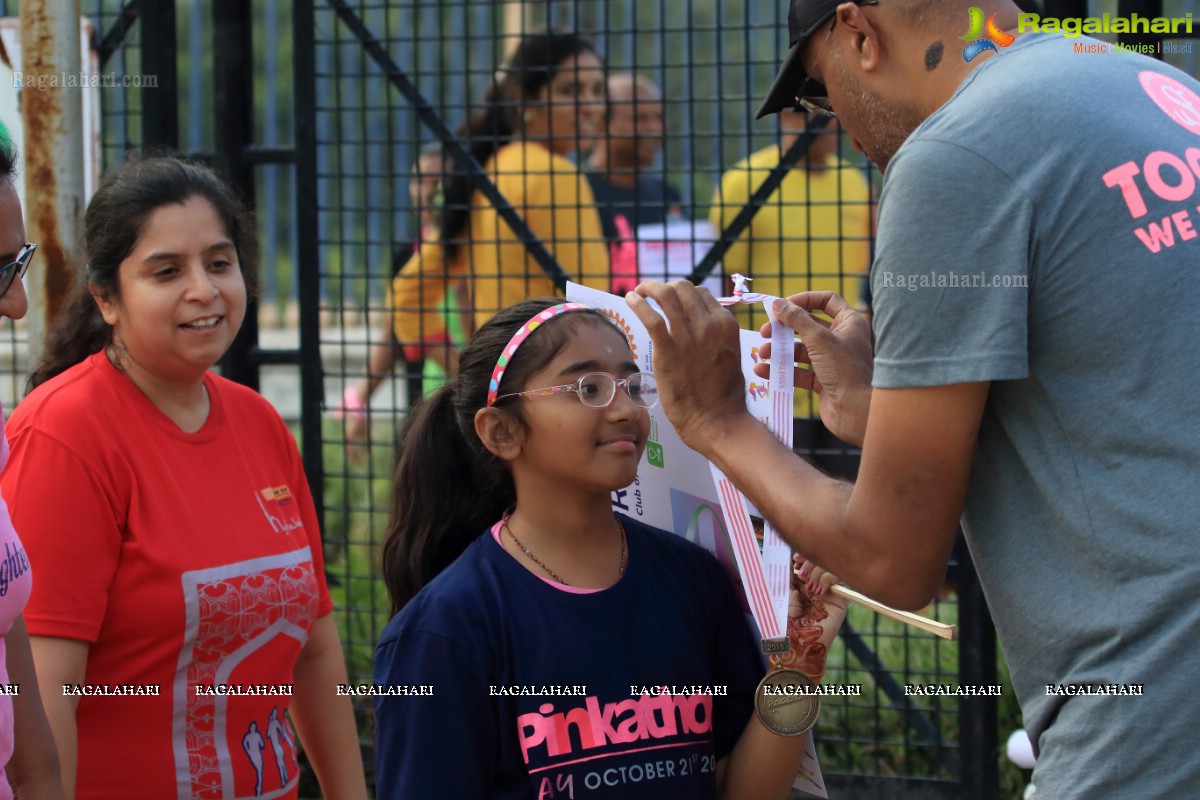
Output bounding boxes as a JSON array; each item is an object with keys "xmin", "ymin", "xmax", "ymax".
[{"xmin": 756, "ymin": 0, "xmax": 847, "ymax": 119}]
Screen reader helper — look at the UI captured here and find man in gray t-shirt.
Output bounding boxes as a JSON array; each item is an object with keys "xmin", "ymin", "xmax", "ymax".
[{"xmin": 627, "ymin": 1, "xmax": 1200, "ymax": 797}]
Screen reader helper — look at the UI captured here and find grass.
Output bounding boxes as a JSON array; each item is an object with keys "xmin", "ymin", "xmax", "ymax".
[{"xmin": 816, "ymin": 602, "xmax": 1030, "ymax": 799}]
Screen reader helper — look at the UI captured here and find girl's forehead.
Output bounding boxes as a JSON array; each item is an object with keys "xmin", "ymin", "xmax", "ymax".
[{"xmin": 554, "ymin": 319, "xmax": 633, "ymax": 361}]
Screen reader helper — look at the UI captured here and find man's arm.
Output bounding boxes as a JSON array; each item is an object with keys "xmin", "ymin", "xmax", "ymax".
[
  {"xmin": 702, "ymin": 383, "xmax": 985, "ymax": 610},
  {"xmin": 627, "ymin": 281, "xmax": 986, "ymax": 610}
]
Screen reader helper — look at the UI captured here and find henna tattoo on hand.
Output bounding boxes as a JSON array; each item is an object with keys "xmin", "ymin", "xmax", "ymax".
[{"xmin": 780, "ymin": 573, "xmax": 835, "ymax": 680}]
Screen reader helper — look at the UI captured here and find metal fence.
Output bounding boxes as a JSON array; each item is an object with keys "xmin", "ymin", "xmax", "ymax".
[
  {"xmin": 302, "ymin": 2, "xmax": 967, "ymax": 798},
  {"xmin": 4, "ymin": 0, "xmax": 1198, "ymax": 798}
]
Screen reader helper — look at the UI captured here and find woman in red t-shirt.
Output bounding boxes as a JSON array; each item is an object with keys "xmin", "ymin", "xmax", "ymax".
[{"xmin": 2, "ymin": 157, "xmax": 366, "ymax": 800}]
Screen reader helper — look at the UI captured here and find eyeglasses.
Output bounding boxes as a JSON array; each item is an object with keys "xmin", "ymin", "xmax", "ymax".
[
  {"xmin": 0, "ymin": 243, "xmax": 35, "ymax": 300},
  {"xmin": 495, "ymin": 371, "xmax": 659, "ymax": 410},
  {"xmin": 795, "ymin": 95, "xmax": 836, "ymax": 117},
  {"xmin": 794, "ymin": 0, "xmax": 880, "ymax": 118}
]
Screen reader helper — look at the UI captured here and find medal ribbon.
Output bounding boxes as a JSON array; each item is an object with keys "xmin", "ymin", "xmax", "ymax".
[{"xmin": 709, "ymin": 299, "xmax": 794, "ymax": 644}]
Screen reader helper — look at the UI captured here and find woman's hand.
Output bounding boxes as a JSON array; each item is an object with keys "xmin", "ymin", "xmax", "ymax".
[
  {"xmin": 776, "ymin": 554, "xmax": 847, "ymax": 681},
  {"xmin": 794, "ymin": 555, "xmax": 838, "ymax": 597}
]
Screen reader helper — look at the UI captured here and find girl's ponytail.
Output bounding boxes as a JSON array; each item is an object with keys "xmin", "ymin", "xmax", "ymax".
[{"xmin": 381, "ymin": 383, "xmax": 513, "ymax": 614}]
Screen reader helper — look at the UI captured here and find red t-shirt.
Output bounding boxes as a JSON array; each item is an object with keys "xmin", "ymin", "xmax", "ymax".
[{"xmin": 1, "ymin": 353, "xmax": 332, "ymax": 800}]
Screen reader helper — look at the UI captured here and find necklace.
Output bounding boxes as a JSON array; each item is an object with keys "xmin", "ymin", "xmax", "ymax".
[{"xmin": 502, "ymin": 516, "xmax": 627, "ymax": 586}]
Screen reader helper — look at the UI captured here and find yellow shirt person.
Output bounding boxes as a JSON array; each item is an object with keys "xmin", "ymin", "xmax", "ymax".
[
  {"xmin": 710, "ymin": 120, "xmax": 872, "ymax": 417},
  {"xmin": 392, "ymin": 141, "xmax": 608, "ymax": 344}
]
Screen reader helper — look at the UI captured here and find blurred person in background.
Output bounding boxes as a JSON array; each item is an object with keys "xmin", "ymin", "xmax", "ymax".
[
  {"xmin": 391, "ymin": 32, "xmax": 610, "ymax": 355},
  {"xmin": 709, "ymin": 111, "xmax": 872, "ymax": 474},
  {"xmin": 342, "ymin": 142, "xmax": 471, "ymax": 458},
  {"xmin": 585, "ymin": 73, "xmax": 683, "ymax": 294}
]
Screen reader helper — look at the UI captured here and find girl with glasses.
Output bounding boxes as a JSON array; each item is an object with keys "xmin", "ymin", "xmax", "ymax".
[
  {"xmin": 1, "ymin": 157, "xmax": 367, "ymax": 800},
  {"xmin": 375, "ymin": 297, "xmax": 845, "ymax": 799}
]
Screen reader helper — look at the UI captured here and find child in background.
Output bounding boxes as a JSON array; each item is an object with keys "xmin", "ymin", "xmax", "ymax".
[
  {"xmin": 374, "ymin": 297, "xmax": 845, "ymax": 799},
  {"xmin": 342, "ymin": 142, "xmax": 471, "ymax": 461}
]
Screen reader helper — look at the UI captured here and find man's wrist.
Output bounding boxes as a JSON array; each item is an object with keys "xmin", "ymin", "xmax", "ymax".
[
  {"xmin": 845, "ymin": 387, "xmax": 873, "ymax": 447},
  {"xmin": 700, "ymin": 411, "xmax": 769, "ymax": 471}
]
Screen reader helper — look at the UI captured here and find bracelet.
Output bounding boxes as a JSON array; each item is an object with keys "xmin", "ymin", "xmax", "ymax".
[{"xmin": 341, "ymin": 386, "xmax": 368, "ymax": 420}]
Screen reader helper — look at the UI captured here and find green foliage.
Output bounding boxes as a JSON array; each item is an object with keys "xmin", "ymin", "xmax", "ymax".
[
  {"xmin": 816, "ymin": 603, "xmax": 1028, "ymax": 799},
  {"xmin": 320, "ymin": 418, "xmax": 397, "ymax": 685}
]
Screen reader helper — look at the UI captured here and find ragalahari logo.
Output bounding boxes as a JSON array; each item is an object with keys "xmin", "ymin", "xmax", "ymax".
[{"xmin": 960, "ymin": 7, "xmax": 1016, "ymax": 62}]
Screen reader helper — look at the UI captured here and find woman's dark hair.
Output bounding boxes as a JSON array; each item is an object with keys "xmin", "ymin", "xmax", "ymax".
[
  {"xmin": 382, "ymin": 297, "xmax": 610, "ymax": 613},
  {"xmin": 28, "ymin": 155, "xmax": 261, "ymax": 390},
  {"xmin": 439, "ymin": 32, "xmax": 598, "ymax": 262}
]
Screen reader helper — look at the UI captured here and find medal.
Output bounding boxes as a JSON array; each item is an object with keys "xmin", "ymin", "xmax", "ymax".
[
  {"xmin": 755, "ymin": 668, "xmax": 820, "ymax": 737},
  {"xmin": 708, "ymin": 293, "xmax": 818, "ymax": 737},
  {"xmin": 708, "ymin": 293, "xmax": 796, "ymax": 645}
]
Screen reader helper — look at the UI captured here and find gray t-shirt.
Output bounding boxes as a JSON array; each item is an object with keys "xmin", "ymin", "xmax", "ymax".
[{"xmin": 871, "ymin": 33, "xmax": 1200, "ymax": 798}]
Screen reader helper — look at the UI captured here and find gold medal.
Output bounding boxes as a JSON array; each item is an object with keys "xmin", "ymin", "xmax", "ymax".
[{"xmin": 754, "ymin": 668, "xmax": 820, "ymax": 737}]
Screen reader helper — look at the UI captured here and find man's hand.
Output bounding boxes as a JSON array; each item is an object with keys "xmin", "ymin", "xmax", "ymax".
[
  {"xmin": 626, "ymin": 281, "xmax": 752, "ymax": 451},
  {"xmin": 756, "ymin": 292, "xmax": 875, "ymax": 446}
]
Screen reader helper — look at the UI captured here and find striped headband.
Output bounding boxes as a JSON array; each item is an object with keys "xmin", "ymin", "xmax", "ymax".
[{"xmin": 486, "ymin": 302, "xmax": 589, "ymax": 407}]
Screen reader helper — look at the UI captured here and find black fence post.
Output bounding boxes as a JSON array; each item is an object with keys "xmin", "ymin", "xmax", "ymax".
[
  {"xmin": 213, "ymin": 0, "xmax": 259, "ymax": 391},
  {"xmin": 957, "ymin": 552, "xmax": 999, "ymax": 800},
  {"xmin": 293, "ymin": 0, "xmax": 325, "ymax": 534},
  {"xmin": 138, "ymin": 0, "xmax": 177, "ymax": 150}
]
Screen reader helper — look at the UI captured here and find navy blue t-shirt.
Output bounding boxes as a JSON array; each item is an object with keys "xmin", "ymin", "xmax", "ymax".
[
  {"xmin": 585, "ymin": 172, "xmax": 682, "ymax": 241},
  {"xmin": 374, "ymin": 516, "xmax": 762, "ymax": 799}
]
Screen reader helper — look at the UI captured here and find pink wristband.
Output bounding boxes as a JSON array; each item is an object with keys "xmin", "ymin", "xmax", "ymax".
[{"xmin": 342, "ymin": 385, "xmax": 367, "ymax": 420}]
